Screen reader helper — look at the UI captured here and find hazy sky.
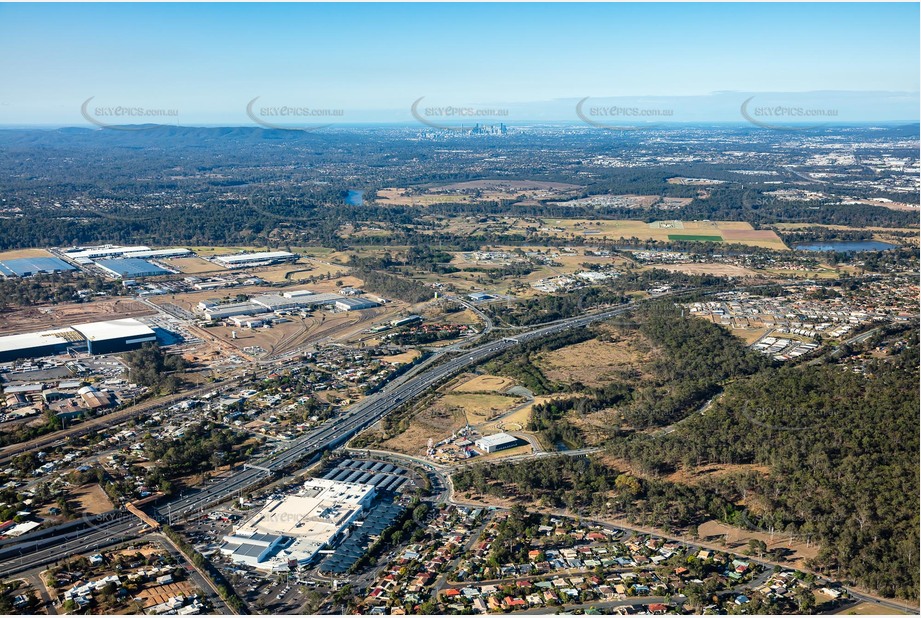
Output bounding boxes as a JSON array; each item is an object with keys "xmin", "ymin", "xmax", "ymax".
[{"xmin": 0, "ymin": 3, "xmax": 918, "ymax": 125}]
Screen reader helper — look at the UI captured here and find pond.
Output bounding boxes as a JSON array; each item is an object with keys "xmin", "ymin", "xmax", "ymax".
[
  {"xmin": 793, "ymin": 240, "xmax": 898, "ymax": 252},
  {"xmin": 345, "ymin": 189, "xmax": 364, "ymax": 206}
]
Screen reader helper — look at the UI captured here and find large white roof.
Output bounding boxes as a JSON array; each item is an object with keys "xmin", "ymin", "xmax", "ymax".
[
  {"xmin": 63, "ymin": 245, "xmax": 151, "ymax": 260},
  {"xmin": 214, "ymin": 251, "xmax": 295, "ymax": 265},
  {"xmin": 0, "ymin": 327, "xmax": 84, "ymax": 354},
  {"xmin": 475, "ymin": 432, "xmax": 520, "ymax": 448},
  {"xmin": 72, "ymin": 318, "xmax": 156, "ymax": 342}
]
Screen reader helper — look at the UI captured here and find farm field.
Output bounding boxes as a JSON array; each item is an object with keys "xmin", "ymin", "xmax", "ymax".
[
  {"xmin": 647, "ymin": 263, "xmax": 761, "ymax": 277},
  {"xmin": 512, "ymin": 219, "xmax": 789, "ymax": 250}
]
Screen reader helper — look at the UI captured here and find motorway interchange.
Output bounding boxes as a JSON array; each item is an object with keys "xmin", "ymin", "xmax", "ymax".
[{"xmin": 0, "ymin": 299, "xmax": 641, "ymax": 578}]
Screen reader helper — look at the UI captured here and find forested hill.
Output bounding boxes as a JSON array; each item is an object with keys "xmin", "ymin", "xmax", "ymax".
[{"xmin": 610, "ymin": 333, "xmax": 920, "ymax": 599}]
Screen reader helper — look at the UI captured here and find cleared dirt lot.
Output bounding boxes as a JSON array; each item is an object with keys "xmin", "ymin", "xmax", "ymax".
[
  {"xmin": 69, "ymin": 483, "xmax": 114, "ymax": 515},
  {"xmin": 0, "ymin": 299, "xmax": 155, "ymax": 335},
  {"xmin": 697, "ymin": 519, "xmax": 819, "ymax": 567}
]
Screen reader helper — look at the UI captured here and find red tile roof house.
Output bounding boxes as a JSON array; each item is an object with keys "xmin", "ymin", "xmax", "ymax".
[
  {"xmin": 503, "ymin": 596, "xmax": 528, "ymax": 609},
  {"xmin": 648, "ymin": 603, "xmax": 669, "ymax": 614},
  {"xmin": 587, "ymin": 532, "xmax": 607, "ymax": 541},
  {"xmin": 442, "ymin": 589, "xmax": 461, "ymax": 599}
]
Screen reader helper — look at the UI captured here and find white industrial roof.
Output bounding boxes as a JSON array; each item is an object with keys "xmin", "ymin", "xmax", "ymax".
[
  {"xmin": 282, "ymin": 289, "xmax": 315, "ymax": 298},
  {"xmin": 0, "ymin": 327, "xmax": 84, "ymax": 354},
  {"xmin": 72, "ymin": 318, "xmax": 156, "ymax": 342},
  {"xmin": 214, "ymin": 251, "xmax": 295, "ymax": 264},
  {"xmin": 122, "ymin": 248, "xmax": 192, "ymax": 259},
  {"xmin": 63, "ymin": 245, "xmax": 151, "ymax": 260},
  {"xmin": 475, "ymin": 432, "xmax": 520, "ymax": 448}
]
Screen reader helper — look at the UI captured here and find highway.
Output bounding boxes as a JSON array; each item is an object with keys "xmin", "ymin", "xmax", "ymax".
[{"xmin": 0, "ymin": 300, "xmax": 640, "ymax": 578}]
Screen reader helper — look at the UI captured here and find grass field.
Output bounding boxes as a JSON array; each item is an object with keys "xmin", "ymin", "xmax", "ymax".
[
  {"xmin": 438, "ymin": 393, "xmax": 521, "ymax": 424},
  {"xmin": 170, "ymin": 256, "xmax": 224, "ymax": 274},
  {"xmin": 508, "ymin": 219, "xmax": 788, "ymax": 250},
  {"xmin": 649, "ymin": 263, "xmax": 760, "ymax": 278},
  {"xmin": 0, "ymin": 248, "xmax": 53, "ymax": 260},
  {"xmin": 668, "ymin": 234, "xmax": 722, "ymax": 242},
  {"xmin": 535, "ymin": 328, "xmax": 659, "ymax": 389},
  {"xmin": 452, "ymin": 374, "xmax": 516, "ymax": 393},
  {"xmin": 834, "ymin": 602, "xmax": 909, "ymax": 615}
]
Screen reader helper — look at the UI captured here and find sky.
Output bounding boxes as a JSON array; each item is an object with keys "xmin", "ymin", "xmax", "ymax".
[{"xmin": 0, "ymin": 2, "xmax": 918, "ymax": 126}]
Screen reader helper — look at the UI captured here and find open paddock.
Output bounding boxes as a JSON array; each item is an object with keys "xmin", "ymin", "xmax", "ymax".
[{"xmin": 511, "ymin": 218, "xmax": 788, "ymax": 249}]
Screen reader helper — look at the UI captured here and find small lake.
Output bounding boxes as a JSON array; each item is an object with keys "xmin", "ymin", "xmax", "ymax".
[
  {"xmin": 794, "ymin": 240, "xmax": 898, "ymax": 253},
  {"xmin": 345, "ymin": 189, "xmax": 364, "ymax": 206}
]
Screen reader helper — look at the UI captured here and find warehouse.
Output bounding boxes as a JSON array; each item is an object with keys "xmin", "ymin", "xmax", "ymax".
[
  {"xmin": 72, "ymin": 318, "xmax": 157, "ymax": 355},
  {"xmin": 201, "ymin": 302, "xmax": 270, "ymax": 321},
  {"xmin": 282, "ymin": 289, "xmax": 315, "ymax": 299},
  {"xmin": 0, "ymin": 327, "xmax": 87, "ymax": 363},
  {"xmin": 213, "ymin": 251, "xmax": 296, "ymax": 268},
  {"xmin": 391, "ymin": 315, "xmax": 423, "ymax": 327},
  {"xmin": 251, "ymin": 293, "xmax": 300, "ymax": 311},
  {"xmin": 334, "ymin": 297, "xmax": 380, "ymax": 312},
  {"xmin": 0, "ymin": 257, "xmax": 77, "ymax": 278},
  {"xmin": 120, "ymin": 248, "xmax": 191, "ymax": 259},
  {"xmin": 220, "ymin": 479, "xmax": 376, "ymax": 570},
  {"xmin": 475, "ymin": 432, "xmax": 522, "ymax": 454},
  {"xmin": 294, "ymin": 292, "xmax": 343, "ymax": 308},
  {"xmin": 94, "ymin": 258, "xmax": 171, "ymax": 278},
  {"xmin": 62, "ymin": 245, "xmax": 151, "ymax": 260}
]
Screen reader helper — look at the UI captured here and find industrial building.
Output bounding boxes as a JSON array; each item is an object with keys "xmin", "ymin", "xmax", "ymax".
[
  {"xmin": 0, "ymin": 318, "xmax": 157, "ymax": 361},
  {"xmin": 0, "ymin": 327, "xmax": 86, "ymax": 363},
  {"xmin": 213, "ymin": 251, "xmax": 296, "ymax": 268},
  {"xmin": 282, "ymin": 289, "xmax": 315, "ymax": 299},
  {"xmin": 0, "ymin": 257, "xmax": 77, "ymax": 278},
  {"xmin": 220, "ymin": 479, "xmax": 376, "ymax": 571},
  {"xmin": 94, "ymin": 258, "xmax": 171, "ymax": 278},
  {"xmin": 202, "ymin": 302, "xmax": 270, "ymax": 321},
  {"xmin": 391, "ymin": 315, "xmax": 423, "ymax": 328},
  {"xmin": 334, "ymin": 297, "xmax": 380, "ymax": 312},
  {"xmin": 62, "ymin": 245, "xmax": 152, "ymax": 260},
  {"xmin": 475, "ymin": 432, "xmax": 522, "ymax": 454},
  {"xmin": 251, "ymin": 294, "xmax": 300, "ymax": 312},
  {"xmin": 71, "ymin": 318, "xmax": 157, "ymax": 355},
  {"xmin": 120, "ymin": 248, "xmax": 191, "ymax": 259},
  {"xmin": 295, "ymin": 292, "xmax": 345, "ymax": 307}
]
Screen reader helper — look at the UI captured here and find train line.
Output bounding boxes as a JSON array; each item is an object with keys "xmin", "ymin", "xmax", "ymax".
[{"xmin": 0, "ymin": 300, "xmax": 642, "ymax": 577}]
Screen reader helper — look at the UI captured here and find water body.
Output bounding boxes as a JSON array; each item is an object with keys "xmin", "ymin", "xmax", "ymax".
[
  {"xmin": 793, "ymin": 240, "xmax": 897, "ymax": 252},
  {"xmin": 345, "ymin": 189, "xmax": 364, "ymax": 206}
]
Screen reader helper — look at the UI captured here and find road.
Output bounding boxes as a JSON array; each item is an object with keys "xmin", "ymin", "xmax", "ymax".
[
  {"xmin": 0, "ymin": 380, "xmax": 244, "ymax": 466},
  {"xmin": 0, "ymin": 299, "xmax": 643, "ymax": 578}
]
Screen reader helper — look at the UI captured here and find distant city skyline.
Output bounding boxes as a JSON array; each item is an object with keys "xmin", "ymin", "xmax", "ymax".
[{"xmin": 0, "ymin": 3, "xmax": 918, "ymax": 126}]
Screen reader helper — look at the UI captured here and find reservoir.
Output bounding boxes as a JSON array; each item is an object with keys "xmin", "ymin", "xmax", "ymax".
[
  {"xmin": 345, "ymin": 190, "xmax": 364, "ymax": 206},
  {"xmin": 794, "ymin": 241, "xmax": 898, "ymax": 252}
]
